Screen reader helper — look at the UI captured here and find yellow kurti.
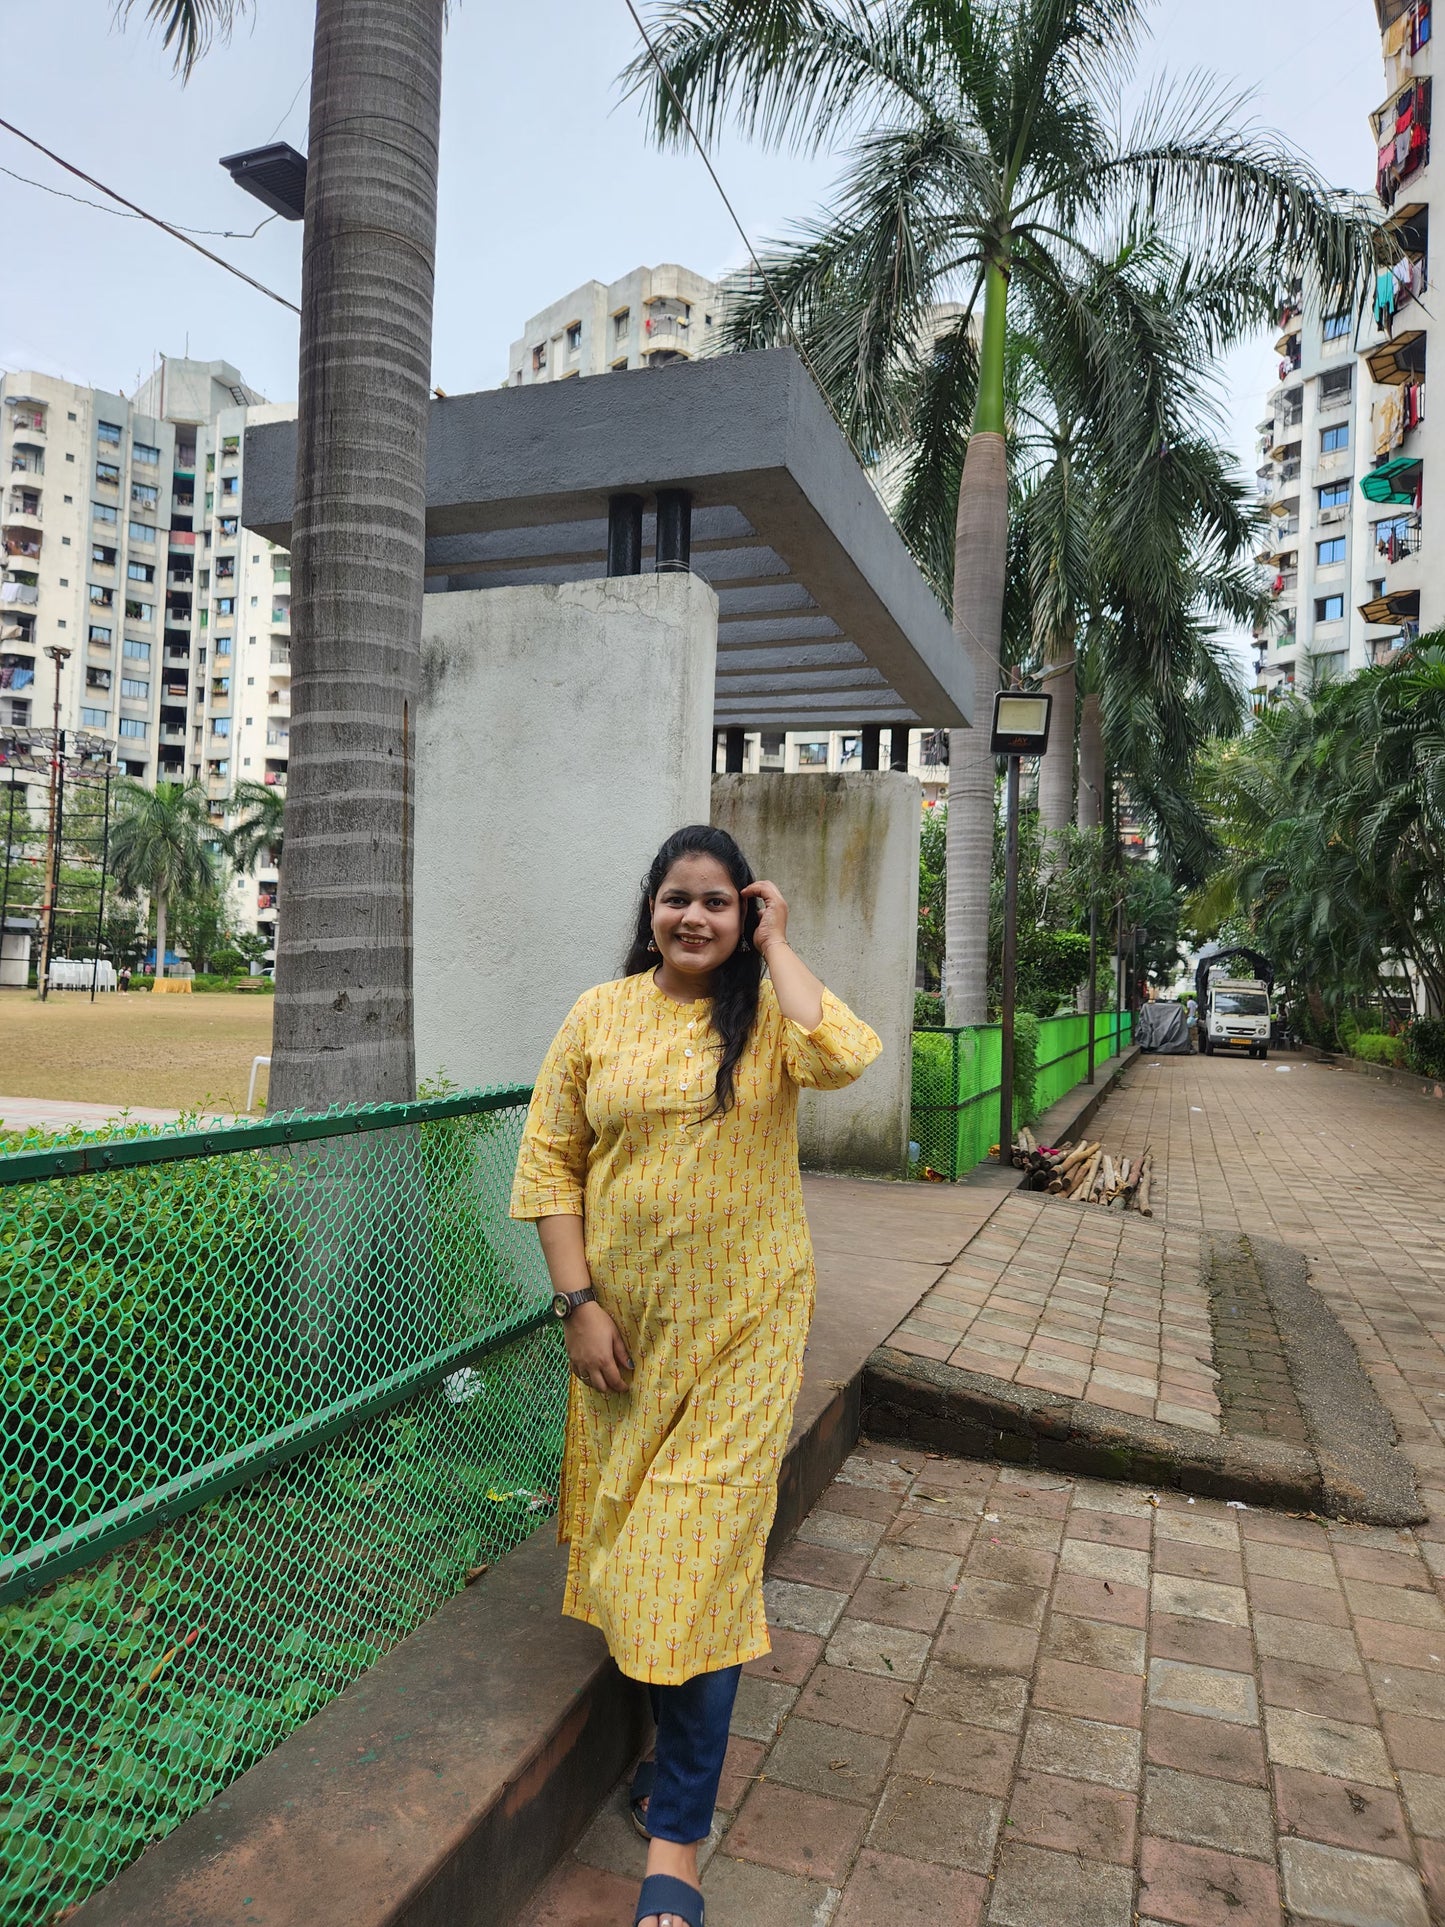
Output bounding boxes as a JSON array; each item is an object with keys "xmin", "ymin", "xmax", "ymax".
[{"xmin": 511, "ymin": 973, "xmax": 880, "ymax": 1684}]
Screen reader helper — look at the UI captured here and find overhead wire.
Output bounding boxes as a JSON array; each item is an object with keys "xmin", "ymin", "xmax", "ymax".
[
  {"xmin": 0, "ymin": 115, "xmax": 300, "ymax": 316},
  {"xmin": 0, "ymin": 163, "xmax": 277, "ymax": 239}
]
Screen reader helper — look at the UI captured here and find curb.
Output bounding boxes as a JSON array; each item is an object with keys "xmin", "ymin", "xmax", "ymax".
[{"xmin": 1311, "ymin": 1052, "xmax": 1445, "ymax": 1101}]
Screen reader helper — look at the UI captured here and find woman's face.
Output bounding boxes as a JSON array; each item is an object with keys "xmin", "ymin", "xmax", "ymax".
[{"xmin": 650, "ymin": 854, "xmax": 743, "ymax": 981}]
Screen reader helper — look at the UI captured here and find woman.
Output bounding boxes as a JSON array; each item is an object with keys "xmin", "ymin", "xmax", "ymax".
[{"xmin": 511, "ymin": 824, "xmax": 879, "ymax": 1927}]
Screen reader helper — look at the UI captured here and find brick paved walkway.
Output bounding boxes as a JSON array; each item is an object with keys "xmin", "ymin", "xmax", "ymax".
[{"xmin": 522, "ymin": 1055, "xmax": 1445, "ymax": 1925}]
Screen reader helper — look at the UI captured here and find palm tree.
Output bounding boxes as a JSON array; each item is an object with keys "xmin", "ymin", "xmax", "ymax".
[
  {"xmin": 226, "ymin": 778, "xmax": 287, "ymax": 876},
  {"xmin": 108, "ymin": 780, "xmax": 217, "ymax": 979},
  {"xmin": 123, "ymin": 0, "xmax": 446, "ymax": 1109},
  {"xmin": 628, "ymin": 0, "xmax": 1377, "ymax": 1023}
]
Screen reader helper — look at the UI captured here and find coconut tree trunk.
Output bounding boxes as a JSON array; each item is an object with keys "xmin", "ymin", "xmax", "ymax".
[
  {"xmin": 943, "ymin": 265, "xmax": 1009, "ymax": 1028},
  {"xmin": 1037, "ymin": 654, "xmax": 1076, "ymax": 835},
  {"xmin": 1077, "ymin": 693, "xmax": 1105, "ymax": 829},
  {"xmin": 154, "ymin": 889, "xmax": 168, "ymax": 981},
  {"xmin": 269, "ymin": 0, "xmax": 445, "ymax": 1113}
]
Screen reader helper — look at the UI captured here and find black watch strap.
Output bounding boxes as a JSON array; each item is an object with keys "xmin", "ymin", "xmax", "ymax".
[{"xmin": 552, "ymin": 1287, "xmax": 597, "ymax": 1320}]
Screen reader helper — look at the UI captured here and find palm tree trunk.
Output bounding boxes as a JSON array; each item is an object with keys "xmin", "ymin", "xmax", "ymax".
[
  {"xmin": 943, "ymin": 265, "xmax": 1008, "ymax": 1028},
  {"xmin": 269, "ymin": 0, "xmax": 445, "ymax": 1113},
  {"xmin": 1037, "ymin": 655, "xmax": 1076, "ymax": 835},
  {"xmin": 1077, "ymin": 693, "xmax": 1105, "ymax": 829},
  {"xmin": 154, "ymin": 889, "xmax": 167, "ymax": 982}
]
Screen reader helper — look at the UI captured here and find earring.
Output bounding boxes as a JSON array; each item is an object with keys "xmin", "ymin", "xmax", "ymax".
[
  {"xmin": 647, "ymin": 936, "xmax": 659, "ymax": 953},
  {"xmin": 739, "ymin": 936, "xmax": 751, "ymax": 952}
]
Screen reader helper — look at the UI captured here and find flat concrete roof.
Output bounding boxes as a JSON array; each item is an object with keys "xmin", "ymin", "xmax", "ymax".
[{"xmin": 243, "ymin": 349, "xmax": 970, "ymax": 731}]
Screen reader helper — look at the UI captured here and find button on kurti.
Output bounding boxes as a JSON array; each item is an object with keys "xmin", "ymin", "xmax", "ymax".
[{"xmin": 511, "ymin": 973, "xmax": 880, "ymax": 1683}]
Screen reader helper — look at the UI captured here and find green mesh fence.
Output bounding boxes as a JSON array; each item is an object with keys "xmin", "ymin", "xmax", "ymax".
[
  {"xmin": 0, "ymin": 1089, "xmax": 567, "ymax": 1927},
  {"xmin": 911, "ymin": 1012, "xmax": 1133, "ymax": 1180}
]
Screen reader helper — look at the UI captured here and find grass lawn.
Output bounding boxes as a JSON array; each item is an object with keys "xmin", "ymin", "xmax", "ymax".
[{"xmin": 0, "ymin": 989, "xmax": 275, "ymax": 1113}]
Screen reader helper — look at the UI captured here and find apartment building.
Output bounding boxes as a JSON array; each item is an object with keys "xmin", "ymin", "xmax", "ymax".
[
  {"xmin": 1252, "ymin": 1, "xmax": 1434, "ymax": 696},
  {"xmin": 1, "ymin": 359, "xmax": 293, "ymax": 958},
  {"xmin": 507, "ymin": 264, "xmax": 725, "ymax": 385}
]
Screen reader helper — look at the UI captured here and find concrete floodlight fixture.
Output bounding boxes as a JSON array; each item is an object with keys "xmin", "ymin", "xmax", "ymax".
[
  {"xmin": 218, "ymin": 143, "xmax": 308, "ymax": 221},
  {"xmin": 990, "ymin": 689, "xmax": 1053, "ymax": 758}
]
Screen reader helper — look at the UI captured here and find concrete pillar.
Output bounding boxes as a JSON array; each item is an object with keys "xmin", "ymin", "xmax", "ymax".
[
  {"xmin": 711, "ymin": 770, "xmax": 921, "ymax": 1176},
  {"xmin": 724, "ymin": 726, "xmax": 746, "ymax": 773},
  {"xmin": 860, "ymin": 724, "xmax": 881, "ymax": 771},
  {"xmin": 889, "ymin": 727, "xmax": 911, "ymax": 772},
  {"xmin": 414, "ymin": 575, "xmax": 718, "ymax": 1086}
]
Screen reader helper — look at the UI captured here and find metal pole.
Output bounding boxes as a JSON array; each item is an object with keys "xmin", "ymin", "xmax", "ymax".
[
  {"xmin": 606, "ymin": 493, "xmax": 644, "ymax": 576},
  {"xmin": 1114, "ymin": 899, "xmax": 1124, "ymax": 1059},
  {"xmin": 37, "ymin": 650, "xmax": 68, "ymax": 1000},
  {"xmin": 1086, "ymin": 901, "xmax": 1098, "ymax": 1085},
  {"xmin": 91, "ymin": 761, "xmax": 113, "ymax": 1002},
  {"xmin": 654, "ymin": 488, "xmax": 692, "ymax": 572},
  {"xmin": 998, "ymin": 752, "xmax": 1021, "ymax": 1165},
  {"xmin": 0, "ymin": 777, "xmax": 17, "ymax": 988},
  {"xmin": 889, "ymin": 727, "xmax": 910, "ymax": 772}
]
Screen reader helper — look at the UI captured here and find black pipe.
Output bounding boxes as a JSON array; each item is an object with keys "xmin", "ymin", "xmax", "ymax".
[
  {"xmin": 724, "ymin": 727, "xmax": 745, "ymax": 773},
  {"xmin": 607, "ymin": 493, "xmax": 644, "ymax": 576},
  {"xmin": 91, "ymin": 762, "xmax": 113, "ymax": 1002},
  {"xmin": 654, "ymin": 488, "xmax": 692, "ymax": 572},
  {"xmin": 860, "ymin": 724, "xmax": 881, "ymax": 771},
  {"xmin": 889, "ymin": 726, "xmax": 910, "ymax": 771}
]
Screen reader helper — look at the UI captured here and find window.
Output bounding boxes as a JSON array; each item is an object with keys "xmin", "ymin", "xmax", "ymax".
[
  {"xmin": 89, "ymin": 624, "xmax": 112, "ymax": 645},
  {"xmin": 120, "ymin": 677, "xmax": 150, "ymax": 700},
  {"xmin": 212, "ymin": 717, "xmax": 231, "ymax": 738},
  {"xmin": 798, "ymin": 741, "xmax": 829, "ymax": 766},
  {"xmin": 205, "ymin": 491, "xmax": 214, "ymax": 514},
  {"xmin": 1317, "ymin": 537, "xmax": 1347, "ymax": 565},
  {"xmin": 89, "ymin": 585, "xmax": 113, "ymax": 608},
  {"xmin": 566, "ymin": 322, "xmax": 582, "ymax": 353},
  {"xmin": 123, "ymin": 638, "xmax": 151, "ymax": 661},
  {"xmin": 216, "ymin": 596, "xmax": 235, "ymax": 614},
  {"xmin": 132, "ymin": 441, "xmax": 160, "ymax": 466},
  {"xmin": 118, "ymin": 717, "xmax": 148, "ymax": 739},
  {"xmin": 97, "ymin": 421, "xmax": 122, "ymax": 446},
  {"xmin": 1322, "ymin": 311, "xmax": 1352, "ymax": 341},
  {"xmin": 127, "ymin": 561, "xmax": 155, "ymax": 584},
  {"xmin": 213, "ymin": 676, "xmax": 231, "ymax": 696},
  {"xmin": 220, "ymin": 477, "xmax": 239, "ymax": 496},
  {"xmin": 131, "ymin": 483, "xmax": 159, "ymax": 509},
  {"xmin": 531, "ymin": 342, "xmax": 547, "ymax": 372},
  {"xmin": 1318, "ymin": 481, "xmax": 1352, "ymax": 510},
  {"xmin": 92, "ymin": 501, "xmax": 118, "ymax": 525},
  {"xmin": 86, "ymin": 667, "xmax": 112, "ymax": 690},
  {"xmin": 91, "ymin": 544, "xmax": 116, "ymax": 568},
  {"xmin": 81, "ymin": 706, "xmax": 109, "ymax": 728},
  {"xmin": 215, "ymin": 635, "xmax": 232, "ymax": 656},
  {"xmin": 124, "ymin": 599, "xmax": 153, "ymax": 622},
  {"xmin": 1319, "ymin": 367, "xmax": 1353, "ymax": 404},
  {"xmin": 614, "ymin": 310, "xmax": 630, "ymax": 342},
  {"xmin": 96, "ymin": 463, "xmax": 120, "ymax": 487},
  {"xmin": 1315, "ymin": 594, "xmax": 1345, "ymax": 621},
  {"xmin": 127, "ymin": 520, "xmax": 154, "ymax": 543},
  {"xmin": 67, "ymin": 410, "xmax": 77, "ymax": 421},
  {"xmin": 1321, "ymin": 423, "xmax": 1350, "ymax": 453},
  {"xmin": 1316, "ymin": 650, "xmax": 1348, "ymax": 680}
]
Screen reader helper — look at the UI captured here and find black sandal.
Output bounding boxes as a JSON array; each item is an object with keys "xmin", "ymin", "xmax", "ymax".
[
  {"xmin": 629, "ymin": 1758, "xmax": 656, "ymax": 1839},
  {"xmin": 633, "ymin": 1872, "xmax": 704, "ymax": 1927}
]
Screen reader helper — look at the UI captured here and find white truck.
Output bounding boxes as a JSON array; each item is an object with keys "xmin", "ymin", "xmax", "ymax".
[{"xmin": 1199, "ymin": 978, "xmax": 1273, "ymax": 1060}]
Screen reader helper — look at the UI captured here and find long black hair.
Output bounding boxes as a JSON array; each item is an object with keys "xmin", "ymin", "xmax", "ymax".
[{"xmin": 622, "ymin": 824, "xmax": 764, "ymax": 1120}]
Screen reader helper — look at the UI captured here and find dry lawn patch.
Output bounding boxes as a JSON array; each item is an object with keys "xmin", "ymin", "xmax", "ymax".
[{"xmin": 0, "ymin": 990, "xmax": 275, "ymax": 1113}]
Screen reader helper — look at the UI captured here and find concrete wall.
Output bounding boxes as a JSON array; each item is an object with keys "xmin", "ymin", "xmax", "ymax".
[
  {"xmin": 711, "ymin": 771, "xmax": 921, "ymax": 1177},
  {"xmin": 414, "ymin": 575, "xmax": 718, "ymax": 1089}
]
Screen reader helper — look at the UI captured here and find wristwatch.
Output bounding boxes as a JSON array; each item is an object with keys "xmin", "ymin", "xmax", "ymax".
[{"xmin": 551, "ymin": 1287, "xmax": 597, "ymax": 1320}]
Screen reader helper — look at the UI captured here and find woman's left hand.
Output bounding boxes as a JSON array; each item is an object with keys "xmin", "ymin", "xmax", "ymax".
[{"xmin": 741, "ymin": 880, "xmax": 788, "ymax": 956}]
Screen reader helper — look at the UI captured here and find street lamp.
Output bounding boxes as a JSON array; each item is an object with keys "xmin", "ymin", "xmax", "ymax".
[
  {"xmin": 36, "ymin": 644, "xmax": 71, "ymax": 1001},
  {"xmin": 992, "ymin": 688, "xmax": 1053, "ymax": 1166},
  {"xmin": 218, "ymin": 143, "xmax": 308, "ymax": 221}
]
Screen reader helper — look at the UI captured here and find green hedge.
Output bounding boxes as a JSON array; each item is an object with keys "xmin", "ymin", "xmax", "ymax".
[
  {"xmin": 1406, "ymin": 1017, "xmax": 1445, "ymax": 1080},
  {"xmin": 1352, "ymin": 1032, "xmax": 1408, "ymax": 1068}
]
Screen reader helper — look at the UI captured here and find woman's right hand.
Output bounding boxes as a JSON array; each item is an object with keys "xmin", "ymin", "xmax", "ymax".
[{"xmin": 566, "ymin": 1301, "xmax": 634, "ymax": 1393}]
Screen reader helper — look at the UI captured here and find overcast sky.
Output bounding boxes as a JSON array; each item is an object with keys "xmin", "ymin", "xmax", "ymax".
[{"xmin": 3, "ymin": 1, "xmax": 1384, "ymax": 480}]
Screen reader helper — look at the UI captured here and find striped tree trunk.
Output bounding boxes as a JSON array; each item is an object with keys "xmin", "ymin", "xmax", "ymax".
[
  {"xmin": 1076, "ymin": 692, "xmax": 1105, "ymax": 829},
  {"xmin": 269, "ymin": 0, "xmax": 445, "ymax": 1112}
]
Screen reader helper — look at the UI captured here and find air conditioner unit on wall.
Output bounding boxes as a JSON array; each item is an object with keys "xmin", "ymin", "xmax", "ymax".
[{"xmin": 1318, "ymin": 505, "xmax": 1348, "ymax": 525}]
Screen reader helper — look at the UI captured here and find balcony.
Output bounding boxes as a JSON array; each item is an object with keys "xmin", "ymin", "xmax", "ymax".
[
  {"xmin": 271, "ymin": 606, "xmax": 290, "ymax": 627},
  {"xmin": 4, "ymin": 490, "xmax": 42, "ymax": 525},
  {"xmin": 160, "ymin": 725, "xmax": 188, "ymax": 745},
  {"xmin": 6, "ymin": 409, "xmax": 46, "ymax": 437},
  {"xmin": 169, "ymin": 529, "xmax": 196, "ymax": 550},
  {"xmin": 269, "ymin": 648, "xmax": 290, "ymax": 674}
]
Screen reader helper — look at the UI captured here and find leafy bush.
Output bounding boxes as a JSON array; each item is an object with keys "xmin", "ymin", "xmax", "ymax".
[
  {"xmin": 1351, "ymin": 1031, "xmax": 1407, "ymax": 1067},
  {"xmin": 1013, "ymin": 1012, "xmax": 1041, "ymax": 1126},
  {"xmin": 914, "ymin": 990, "xmax": 945, "ymax": 1029},
  {"xmin": 1406, "ymin": 1017, "xmax": 1445, "ymax": 1080}
]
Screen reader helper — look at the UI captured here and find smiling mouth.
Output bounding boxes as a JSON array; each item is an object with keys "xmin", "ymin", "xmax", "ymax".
[{"xmin": 677, "ymin": 936, "xmax": 710, "ymax": 948}]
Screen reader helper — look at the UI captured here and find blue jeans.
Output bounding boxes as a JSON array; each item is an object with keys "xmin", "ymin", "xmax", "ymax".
[{"xmin": 645, "ymin": 1664, "xmax": 742, "ymax": 1844}]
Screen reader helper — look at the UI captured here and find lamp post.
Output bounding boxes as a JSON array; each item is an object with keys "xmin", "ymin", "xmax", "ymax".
[
  {"xmin": 992, "ymin": 688, "xmax": 1053, "ymax": 1166},
  {"xmin": 36, "ymin": 644, "xmax": 71, "ymax": 1001}
]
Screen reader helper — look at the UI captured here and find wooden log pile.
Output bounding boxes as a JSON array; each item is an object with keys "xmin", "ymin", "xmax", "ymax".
[{"xmin": 1010, "ymin": 1129, "xmax": 1154, "ymax": 1213}]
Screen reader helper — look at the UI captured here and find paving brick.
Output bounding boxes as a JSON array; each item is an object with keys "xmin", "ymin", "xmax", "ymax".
[
  {"xmin": 846, "ymin": 1575, "xmax": 951, "ymax": 1635},
  {"xmin": 1272, "ymin": 1766, "xmax": 1413, "ymax": 1862},
  {"xmin": 1042, "ymin": 1613, "xmax": 1146, "ymax": 1675},
  {"xmin": 1151, "ymin": 1537, "xmax": 1246, "ymax": 1586},
  {"xmin": 761, "ymin": 1577, "xmax": 850, "ymax": 1637},
  {"xmin": 825, "ymin": 1617, "xmax": 933, "ymax": 1682},
  {"xmin": 1399, "ymin": 1771, "xmax": 1445, "ymax": 1840},
  {"xmin": 1381, "ymin": 1710, "xmax": 1445, "ymax": 1775},
  {"xmin": 1147, "ymin": 1611, "xmax": 1253, "ymax": 1673},
  {"xmin": 933, "ymin": 1614, "xmax": 1040, "ymax": 1675},
  {"xmin": 526, "ymin": 1857, "xmax": 647, "ymax": 1926},
  {"xmin": 986, "ymin": 1842, "xmax": 1135, "ymax": 1927},
  {"xmin": 768, "ymin": 1535, "xmax": 869, "ymax": 1594},
  {"xmin": 1142, "ymin": 1765, "xmax": 1275, "ymax": 1860},
  {"xmin": 1059, "ymin": 1538, "xmax": 1152, "ymax": 1588},
  {"xmin": 1245, "ymin": 1575, "xmax": 1352, "ymax": 1625},
  {"xmin": 1351, "ymin": 1616, "xmax": 1445, "ymax": 1668},
  {"xmin": 746, "ymin": 1626, "xmax": 823, "ymax": 1688},
  {"xmin": 1250, "ymin": 1614, "xmax": 1364, "ymax": 1673},
  {"xmin": 820, "ymin": 1482, "xmax": 904, "ymax": 1525},
  {"xmin": 868, "ymin": 1541, "xmax": 962, "ymax": 1588},
  {"xmin": 793, "ymin": 1664, "xmax": 917, "ymax": 1742},
  {"xmin": 1279, "ymin": 1839, "xmax": 1430, "ymax": 1927},
  {"xmin": 1149, "ymin": 1572, "xmax": 1250, "ymax": 1627},
  {"xmin": 1146, "ymin": 1709, "xmax": 1269, "ymax": 1785},
  {"xmin": 1154, "ymin": 1510, "xmax": 1240, "ymax": 1550},
  {"xmin": 1343, "ymin": 1579, "xmax": 1445, "ymax": 1629},
  {"xmin": 1064, "ymin": 1508, "xmax": 1154, "ymax": 1551},
  {"xmin": 1033, "ymin": 1657, "xmax": 1144, "ymax": 1726},
  {"xmin": 949, "ymin": 1577, "xmax": 1049, "ymax": 1627},
  {"xmin": 866, "ymin": 1773, "xmax": 1002, "ymax": 1872},
  {"xmin": 915, "ymin": 1657, "xmax": 1029, "ymax": 1733},
  {"xmin": 798, "ymin": 1507, "xmax": 887, "ymax": 1556},
  {"xmin": 716, "ymin": 1734, "xmax": 767, "ymax": 1815},
  {"xmin": 731, "ymin": 1675, "xmax": 799, "ymax": 1743},
  {"xmin": 962, "ymin": 1542, "xmax": 1057, "ymax": 1588},
  {"xmin": 1366, "ymin": 1661, "xmax": 1445, "ymax": 1720},
  {"xmin": 1005, "ymin": 1769, "xmax": 1137, "ymax": 1863},
  {"xmin": 1137, "ymin": 1836, "xmax": 1282, "ymax": 1927},
  {"xmin": 894, "ymin": 1712, "xmax": 1020, "ymax": 1795},
  {"xmin": 700, "ymin": 1852, "xmax": 831, "ymax": 1927},
  {"xmin": 882, "ymin": 1509, "xmax": 975, "ymax": 1556},
  {"xmin": 1051, "ymin": 1572, "xmax": 1149, "ymax": 1627},
  {"xmin": 1263, "ymin": 1708, "xmax": 1394, "ymax": 1788},
  {"xmin": 1147, "ymin": 1657, "xmax": 1259, "ymax": 1725},
  {"xmin": 726, "ymin": 1781, "xmax": 868, "ymax": 1884},
  {"xmin": 1332, "ymin": 1543, "xmax": 1434, "ymax": 1587},
  {"xmin": 1258, "ymin": 1658, "xmax": 1379, "ymax": 1725},
  {"xmin": 762, "ymin": 1716, "xmax": 892, "ymax": 1807},
  {"xmin": 832, "ymin": 1849, "xmax": 988, "ymax": 1927},
  {"xmin": 1019, "ymin": 1711, "xmax": 1142, "ymax": 1790}
]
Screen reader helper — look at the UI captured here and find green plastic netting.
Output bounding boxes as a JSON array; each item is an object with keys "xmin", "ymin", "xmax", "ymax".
[{"xmin": 0, "ymin": 1089, "xmax": 567, "ymax": 1927}]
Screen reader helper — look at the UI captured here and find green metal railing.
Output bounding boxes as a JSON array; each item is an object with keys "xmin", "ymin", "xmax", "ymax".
[
  {"xmin": 912, "ymin": 1010, "xmax": 1133, "ymax": 1179},
  {"xmin": 0, "ymin": 1088, "xmax": 567, "ymax": 1927}
]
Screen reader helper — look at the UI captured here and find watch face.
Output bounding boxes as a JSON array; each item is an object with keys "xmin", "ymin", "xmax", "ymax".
[{"xmin": 552, "ymin": 1293, "xmax": 570, "ymax": 1319}]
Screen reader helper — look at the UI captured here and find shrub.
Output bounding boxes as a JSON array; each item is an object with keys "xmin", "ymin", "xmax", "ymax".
[
  {"xmin": 914, "ymin": 990, "xmax": 945, "ymax": 1029},
  {"xmin": 1352, "ymin": 1031, "xmax": 1407, "ymax": 1067},
  {"xmin": 1406, "ymin": 1017, "xmax": 1445, "ymax": 1080},
  {"xmin": 1013, "ymin": 1011, "xmax": 1041, "ymax": 1126}
]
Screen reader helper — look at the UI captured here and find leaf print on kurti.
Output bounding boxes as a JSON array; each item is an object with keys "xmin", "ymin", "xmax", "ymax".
[{"xmin": 511, "ymin": 973, "xmax": 880, "ymax": 1684}]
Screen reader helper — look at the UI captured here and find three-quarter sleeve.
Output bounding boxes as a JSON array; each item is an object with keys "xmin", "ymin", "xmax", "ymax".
[
  {"xmin": 781, "ymin": 987, "xmax": 883, "ymax": 1090},
  {"xmin": 510, "ymin": 999, "xmax": 595, "ymax": 1220}
]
